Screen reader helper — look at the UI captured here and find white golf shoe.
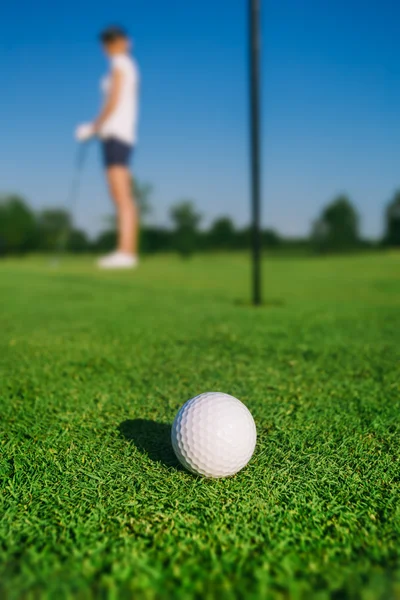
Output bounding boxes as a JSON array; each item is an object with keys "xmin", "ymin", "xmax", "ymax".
[{"xmin": 97, "ymin": 251, "xmax": 138, "ymax": 270}]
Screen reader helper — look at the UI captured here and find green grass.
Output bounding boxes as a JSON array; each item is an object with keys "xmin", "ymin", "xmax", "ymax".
[{"xmin": 1, "ymin": 252, "xmax": 399, "ymax": 600}]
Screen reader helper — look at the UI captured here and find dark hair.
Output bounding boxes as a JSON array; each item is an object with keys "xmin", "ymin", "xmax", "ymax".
[{"xmin": 99, "ymin": 25, "xmax": 128, "ymax": 44}]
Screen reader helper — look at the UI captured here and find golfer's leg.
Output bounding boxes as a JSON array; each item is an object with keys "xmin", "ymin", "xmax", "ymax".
[{"xmin": 106, "ymin": 166, "xmax": 138, "ymax": 255}]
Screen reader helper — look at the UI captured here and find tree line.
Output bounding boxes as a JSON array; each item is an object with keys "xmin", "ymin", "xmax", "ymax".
[{"xmin": 0, "ymin": 183, "xmax": 399, "ymax": 257}]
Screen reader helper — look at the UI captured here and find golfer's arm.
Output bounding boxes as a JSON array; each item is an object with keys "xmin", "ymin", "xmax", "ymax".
[{"xmin": 94, "ymin": 69, "xmax": 123, "ymax": 130}]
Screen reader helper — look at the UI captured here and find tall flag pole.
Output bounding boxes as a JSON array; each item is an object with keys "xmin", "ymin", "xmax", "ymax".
[{"xmin": 249, "ymin": 0, "xmax": 262, "ymax": 305}]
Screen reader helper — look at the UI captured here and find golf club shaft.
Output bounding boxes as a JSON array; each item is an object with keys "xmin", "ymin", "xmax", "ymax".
[{"xmin": 54, "ymin": 143, "xmax": 89, "ymax": 259}]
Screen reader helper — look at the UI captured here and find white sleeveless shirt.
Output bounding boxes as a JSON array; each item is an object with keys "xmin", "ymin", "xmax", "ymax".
[{"xmin": 99, "ymin": 54, "xmax": 139, "ymax": 145}]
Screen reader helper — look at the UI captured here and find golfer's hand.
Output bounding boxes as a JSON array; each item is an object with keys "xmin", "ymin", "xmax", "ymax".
[{"xmin": 75, "ymin": 123, "xmax": 95, "ymax": 142}]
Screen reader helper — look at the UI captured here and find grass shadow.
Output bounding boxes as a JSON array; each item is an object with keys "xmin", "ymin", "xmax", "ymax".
[
  {"xmin": 118, "ymin": 419, "xmax": 183, "ymax": 470},
  {"xmin": 234, "ymin": 298, "xmax": 286, "ymax": 308}
]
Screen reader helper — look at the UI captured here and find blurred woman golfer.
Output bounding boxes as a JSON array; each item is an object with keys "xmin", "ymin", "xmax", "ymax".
[{"xmin": 76, "ymin": 26, "xmax": 139, "ymax": 269}]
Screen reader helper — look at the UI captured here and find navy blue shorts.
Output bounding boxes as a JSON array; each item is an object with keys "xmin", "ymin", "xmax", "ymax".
[{"xmin": 102, "ymin": 137, "xmax": 133, "ymax": 168}]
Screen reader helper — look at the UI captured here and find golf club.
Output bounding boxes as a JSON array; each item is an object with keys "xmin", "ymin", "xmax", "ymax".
[{"xmin": 51, "ymin": 142, "xmax": 89, "ymax": 266}]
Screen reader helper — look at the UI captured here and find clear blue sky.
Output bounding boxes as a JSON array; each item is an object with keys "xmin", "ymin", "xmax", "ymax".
[{"xmin": 0, "ymin": 0, "xmax": 399, "ymax": 238}]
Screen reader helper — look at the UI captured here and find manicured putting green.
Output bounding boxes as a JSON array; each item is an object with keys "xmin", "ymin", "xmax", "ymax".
[{"xmin": 1, "ymin": 253, "xmax": 399, "ymax": 598}]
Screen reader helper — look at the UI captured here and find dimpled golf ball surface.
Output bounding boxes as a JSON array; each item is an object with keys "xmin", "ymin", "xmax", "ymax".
[{"xmin": 171, "ymin": 392, "xmax": 257, "ymax": 478}]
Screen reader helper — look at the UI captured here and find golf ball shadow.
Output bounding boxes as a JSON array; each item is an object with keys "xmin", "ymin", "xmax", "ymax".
[{"xmin": 118, "ymin": 419, "xmax": 183, "ymax": 470}]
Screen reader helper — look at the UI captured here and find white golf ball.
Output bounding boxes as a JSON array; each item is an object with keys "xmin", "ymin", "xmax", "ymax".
[{"xmin": 171, "ymin": 392, "xmax": 257, "ymax": 478}]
